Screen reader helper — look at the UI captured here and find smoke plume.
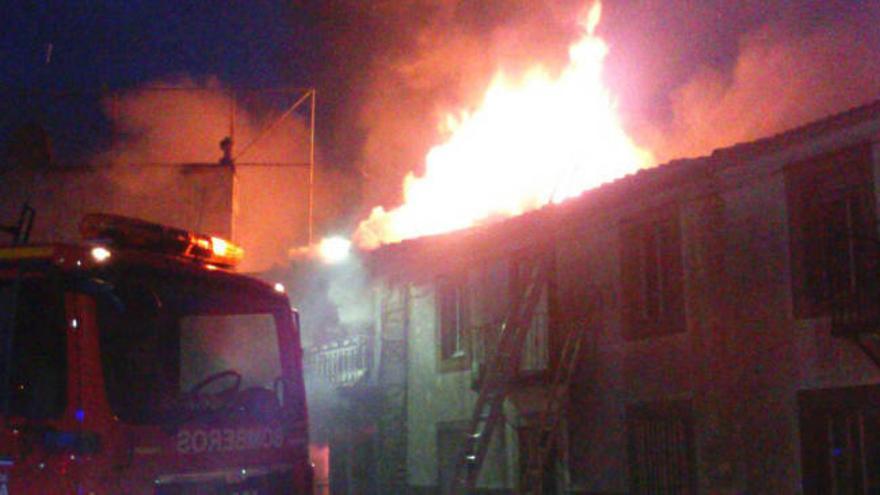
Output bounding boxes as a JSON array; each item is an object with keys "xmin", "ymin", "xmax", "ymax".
[
  {"xmin": 309, "ymin": 1, "xmax": 880, "ymax": 219},
  {"xmin": 96, "ymin": 76, "xmax": 358, "ymax": 272},
  {"xmin": 634, "ymin": 9, "xmax": 880, "ymax": 163},
  {"xmin": 307, "ymin": 1, "xmax": 587, "ymax": 215}
]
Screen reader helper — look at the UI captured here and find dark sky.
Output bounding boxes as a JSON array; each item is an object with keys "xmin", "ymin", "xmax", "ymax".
[
  {"xmin": 2, "ymin": 0, "xmax": 879, "ymax": 211},
  {"xmin": 2, "ymin": 1, "xmax": 316, "ymax": 88}
]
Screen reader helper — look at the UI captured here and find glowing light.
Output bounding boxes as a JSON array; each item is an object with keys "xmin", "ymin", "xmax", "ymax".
[
  {"xmin": 354, "ymin": 1, "xmax": 653, "ymax": 249},
  {"xmin": 274, "ymin": 282, "xmax": 286, "ymax": 293},
  {"xmin": 318, "ymin": 237, "xmax": 352, "ymax": 264},
  {"xmin": 90, "ymin": 246, "xmax": 111, "ymax": 263},
  {"xmin": 81, "ymin": 213, "xmax": 244, "ymax": 267},
  {"xmin": 210, "ymin": 236, "xmax": 231, "ymax": 256}
]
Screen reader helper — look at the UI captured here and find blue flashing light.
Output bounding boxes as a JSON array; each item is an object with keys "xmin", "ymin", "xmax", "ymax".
[{"xmin": 75, "ymin": 409, "xmax": 85, "ymax": 422}]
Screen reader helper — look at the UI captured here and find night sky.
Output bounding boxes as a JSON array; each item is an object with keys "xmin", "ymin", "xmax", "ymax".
[{"xmin": 3, "ymin": 0, "xmax": 879, "ymax": 215}]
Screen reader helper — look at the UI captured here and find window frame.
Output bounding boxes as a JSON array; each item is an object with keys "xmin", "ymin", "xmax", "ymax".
[
  {"xmin": 508, "ymin": 252, "xmax": 552, "ymax": 373},
  {"xmin": 1, "ymin": 273, "xmax": 68, "ymax": 420},
  {"xmin": 619, "ymin": 204, "xmax": 686, "ymax": 340},
  {"xmin": 626, "ymin": 399, "xmax": 696, "ymax": 494},
  {"xmin": 93, "ymin": 269, "xmax": 290, "ymax": 424},
  {"xmin": 436, "ymin": 420, "xmax": 470, "ymax": 495},
  {"xmin": 785, "ymin": 144, "xmax": 877, "ymax": 319},
  {"xmin": 436, "ymin": 274, "xmax": 469, "ymax": 373},
  {"xmin": 799, "ymin": 385, "xmax": 880, "ymax": 494}
]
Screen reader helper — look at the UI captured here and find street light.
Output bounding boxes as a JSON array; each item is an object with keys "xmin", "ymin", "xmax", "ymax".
[{"xmin": 318, "ymin": 236, "xmax": 351, "ymax": 264}]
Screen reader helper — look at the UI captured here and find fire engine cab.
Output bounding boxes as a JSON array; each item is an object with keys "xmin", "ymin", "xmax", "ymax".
[{"xmin": 0, "ymin": 213, "xmax": 312, "ymax": 494}]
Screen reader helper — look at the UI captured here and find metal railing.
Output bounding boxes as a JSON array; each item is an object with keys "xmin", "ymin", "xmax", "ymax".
[{"xmin": 304, "ymin": 335, "xmax": 372, "ymax": 387}]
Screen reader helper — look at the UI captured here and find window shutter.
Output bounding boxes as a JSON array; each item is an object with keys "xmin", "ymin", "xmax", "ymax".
[
  {"xmin": 620, "ymin": 222, "xmax": 644, "ymax": 339},
  {"xmin": 661, "ymin": 215, "xmax": 685, "ymax": 334}
]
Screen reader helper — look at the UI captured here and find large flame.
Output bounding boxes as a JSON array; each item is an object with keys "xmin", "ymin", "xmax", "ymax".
[{"xmin": 355, "ymin": 2, "xmax": 653, "ymax": 249}]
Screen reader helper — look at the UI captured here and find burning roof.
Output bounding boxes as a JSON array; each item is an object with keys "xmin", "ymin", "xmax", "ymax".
[
  {"xmin": 364, "ymin": 98, "xmax": 880, "ymax": 277},
  {"xmin": 354, "ymin": 2, "xmax": 653, "ymax": 250}
]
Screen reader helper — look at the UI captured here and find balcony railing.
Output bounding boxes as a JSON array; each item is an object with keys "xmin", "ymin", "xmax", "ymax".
[
  {"xmin": 469, "ymin": 309, "xmax": 549, "ymax": 385},
  {"xmin": 304, "ymin": 335, "xmax": 372, "ymax": 387}
]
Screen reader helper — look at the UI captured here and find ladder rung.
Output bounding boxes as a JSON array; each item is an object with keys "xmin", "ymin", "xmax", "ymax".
[{"xmin": 455, "ymin": 258, "xmax": 551, "ymax": 492}]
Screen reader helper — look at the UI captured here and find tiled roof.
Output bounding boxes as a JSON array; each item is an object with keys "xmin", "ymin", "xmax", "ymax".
[{"xmin": 710, "ymin": 99, "xmax": 880, "ymax": 162}]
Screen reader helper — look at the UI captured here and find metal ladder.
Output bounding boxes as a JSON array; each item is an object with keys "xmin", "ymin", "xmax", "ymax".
[
  {"xmin": 1, "ymin": 202, "xmax": 35, "ymax": 245},
  {"xmin": 520, "ymin": 301, "xmax": 595, "ymax": 494},
  {"xmin": 454, "ymin": 258, "xmax": 546, "ymax": 493}
]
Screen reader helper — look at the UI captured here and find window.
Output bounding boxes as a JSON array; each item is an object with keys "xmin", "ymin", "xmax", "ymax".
[
  {"xmin": 0, "ymin": 277, "xmax": 66, "ymax": 419},
  {"xmin": 627, "ymin": 400, "xmax": 696, "ymax": 494},
  {"xmin": 437, "ymin": 276, "xmax": 468, "ymax": 370},
  {"xmin": 517, "ymin": 421, "xmax": 559, "ymax": 494},
  {"xmin": 179, "ymin": 313, "xmax": 282, "ymax": 392},
  {"xmin": 799, "ymin": 385, "xmax": 880, "ymax": 494},
  {"xmin": 620, "ymin": 207, "xmax": 685, "ymax": 340},
  {"xmin": 437, "ymin": 421, "xmax": 469, "ymax": 495},
  {"xmin": 786, "ymin": 144, "xmax": 876, "ymax": 319},
  {"xmin": 95, "ymin": 271, "xmax": 287, "ymax": 424},
  {"xmin": 509, "ymin": 255, "xmax": 550, "ymax": 372}
]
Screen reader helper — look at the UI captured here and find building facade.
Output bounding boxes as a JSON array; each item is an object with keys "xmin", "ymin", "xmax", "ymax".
[{"xmin": 342, "ymin": 101, "xmax": 880, "ymax": 494}]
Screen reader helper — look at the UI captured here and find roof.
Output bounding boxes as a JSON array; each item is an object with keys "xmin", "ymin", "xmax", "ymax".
[
  {"xmin": 710, "ymin": 98, "xmax": 880, "ymax": 162},
  {"xmin": 365, "ymin": 98, "xmax": 880, "ymax": 276}
]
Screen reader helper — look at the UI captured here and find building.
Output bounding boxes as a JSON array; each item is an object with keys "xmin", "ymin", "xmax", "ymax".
[
  {"xmin": 0, "ymin": 159, "xmax": 309, "ymax": 273},
  {"xmin": 0, "ymin": 162, "xmax": 235, "ymax": 245},
  {"xmin": 309, "ymin": 99, "xmax": 880, "ymax": 494}
]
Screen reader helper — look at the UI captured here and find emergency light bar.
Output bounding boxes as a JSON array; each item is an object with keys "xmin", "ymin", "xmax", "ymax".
[{"xmin": 80, "ymin": 213, "xmax": 244, "ymax": 268}]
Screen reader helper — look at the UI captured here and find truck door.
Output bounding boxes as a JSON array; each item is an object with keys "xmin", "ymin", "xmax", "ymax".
[{"xmin": 0, "ymin": 274, "xmax": 73, "ymax": 494}]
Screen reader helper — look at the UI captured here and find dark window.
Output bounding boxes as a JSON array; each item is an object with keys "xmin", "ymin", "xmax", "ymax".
[
  {"xmin": 509, "ymin": 255, "xmax": 551, "ymax": 372},
  {"xmin": 620, "ymin": 207, "xmax": 685, "ymax": 340},
  {"xmin": 437, "ymin": 276, "xmax": 467, "ymax": 363},
  {"xmin": 94, "ymin": 271, "xmax": 286, "ymax": 424},
  {"xmin": 0, "ymin": 276, "xmax": 67, "ymax": 419},
  {"xmin": 517, "ymin": 421, "xmax": 559, "ymax": 494},
  {"xmin": 799, "ymin": 385, "xmax": 880, "ymax": 494},
  {"xmin": 437, "ymin": 421, "xmax": 468, "ymax": 495},
  {"xmin": 786, "ymin": 144, "xmax": 876, "ymax": 319},
  {"xmin": 627, "ymin": 400, "xmax": 696, "ymax": 495}
]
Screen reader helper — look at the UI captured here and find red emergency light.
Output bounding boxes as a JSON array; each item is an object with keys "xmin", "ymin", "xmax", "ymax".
[{"xmin": 79, "ymin": 213, "xmax": 244, "ymax": 268}]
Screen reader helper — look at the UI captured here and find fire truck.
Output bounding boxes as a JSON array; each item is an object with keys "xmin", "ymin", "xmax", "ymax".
[{"xmin": 0, "ymin": 212, "xmax": 312, "ymax": 494}]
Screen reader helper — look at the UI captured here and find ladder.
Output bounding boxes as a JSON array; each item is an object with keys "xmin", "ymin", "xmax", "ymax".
[
  {"xmin": 520, "ymin": 303, "xmax": 595, "ymax": 494},
  {"xmin": 454, "ymin": 258, "xmax": 546, "ymax": 493},
  {"xmin": 0, "ymin": 202, "xmax": 35, "ymax": 246}
]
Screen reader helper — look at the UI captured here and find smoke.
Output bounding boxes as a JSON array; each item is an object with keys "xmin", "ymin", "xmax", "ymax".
[
  {"xmin": 640, "ymin": 11, "xmax": 880, "ymax": 163},
  {"xmin": 309, "ymin": 1, "xmax": 586, "ymax": 213},
  {"xmin": 310, "ymin": 1, "xmax": 880, "ymax": 213},
  {"xmin": 95, "ymin": 76, "xmax": 358, "ymax": 272},
  {"xmin": 279, "ymin": 246, "xmax": 373, "ymax": 348}
]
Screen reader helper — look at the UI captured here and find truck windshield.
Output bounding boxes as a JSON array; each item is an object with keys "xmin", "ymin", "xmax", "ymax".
[
  {"xmin": 0, "ymin": 275, "xmax": 66, "ymax": 419},
  {"xmin": 95, "ymin": 272, "xmax": 285, "ymax": 424}
]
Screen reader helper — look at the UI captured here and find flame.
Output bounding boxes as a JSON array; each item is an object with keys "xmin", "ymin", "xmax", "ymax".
[{"xmin": 355, "ymin": 2, "xmax": 653, "ymax": 249}]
